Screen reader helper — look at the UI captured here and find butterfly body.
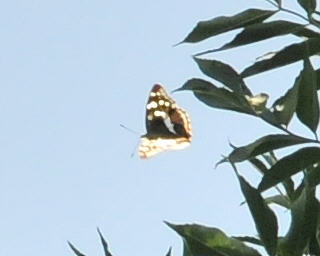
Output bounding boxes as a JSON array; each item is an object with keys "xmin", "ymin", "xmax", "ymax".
[{"xmin": 139, "ymin": 84, "xmax": 192, "ymax": 159}]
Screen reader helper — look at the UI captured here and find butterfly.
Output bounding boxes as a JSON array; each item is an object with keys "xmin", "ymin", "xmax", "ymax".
[{"xmin": 139, "ymin": 84, "xmax": 192, "ymax": 159}]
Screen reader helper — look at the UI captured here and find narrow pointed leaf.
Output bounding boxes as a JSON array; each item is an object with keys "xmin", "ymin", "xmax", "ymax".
[
  {"xmin": 166, "ymin": 222, "xmax": 262, "ymax": 256},
  {"xmin": 229, "ymin": 134, "xmax": 311, "ymax": 162},
  {"xmin": 258, "ymin": 147, "xmax": 320, "ymax": 191},
  {"xmin": 249, "ymin": 158, "xmax": 268, "ymax": 174},
  {"xmin": 181, "ymin": 9, "xmax": 276, "ymax": 43},
  {"xmin": 238, "ymin": 175, "xmax": 278, "ymax": 256},
  {"xmin": 296, "ymin": 58, "xmax": 319, "ymax": 133},
  {"xmin": 193, "ymin": 58, "xmax": 252, "ymax": 95},
  {"xmin": 232, "ymin": 236, "xmax": 262, "ymax": 246},
  {"xmin": 298, "ymin": 0, "xmax": 317, "ymax": 14},
  {"xmin": 166, "ymin": 247, "xmax": 172, "ymax": 256},
  {"xmin": 272, "ymin": 75, "xmax": 299, "ymax": 126},
  {"xmin": 280, "ymin": 186, "xmax": 318, "ymax": 256},
  {"xmin": 264, "ymin": 195, "xmax": 291, "ymax": 209},
  {"xmin": 97, "ymin": 228, "xmax": 112, "ymax": 256},
  {"xmin": 196, "ymin": 21, "xmax": 313, "ymax": 55},
  {"xmin": 175, "ymin": 78, "xmax": 253, "ymax": 114},
  {"xmin": 241, "ymin": 37, "xmax": 320, "ymax": 77},
  {"xmin": 68, "ymin": 242, "xmax": 86, "ymax": 256}
]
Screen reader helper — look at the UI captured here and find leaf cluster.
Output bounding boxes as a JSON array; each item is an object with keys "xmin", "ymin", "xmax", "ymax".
[{"xmin": 70, "ymin": 1, "xmax": 320, "ymax": 256}]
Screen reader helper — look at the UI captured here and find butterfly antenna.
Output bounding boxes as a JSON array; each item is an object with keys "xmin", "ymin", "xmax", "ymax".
[
  {"xmin": 120, "ymin": 124, "xmax": 140, "ymax": 135},
  {"xmin": 130, "ymin": 138, "xmax": 140, "ymax": 158}
]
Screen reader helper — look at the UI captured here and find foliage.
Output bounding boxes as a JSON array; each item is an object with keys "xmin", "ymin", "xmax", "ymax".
[{"xmin": 70, "ymin": 0, "xmax": 320, "ymax": 255}]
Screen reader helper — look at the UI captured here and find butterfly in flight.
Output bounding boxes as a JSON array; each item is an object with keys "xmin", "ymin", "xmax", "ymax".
[{"xmin": 139, "ymin": 84, "xmax": 192, "ymax": 159}]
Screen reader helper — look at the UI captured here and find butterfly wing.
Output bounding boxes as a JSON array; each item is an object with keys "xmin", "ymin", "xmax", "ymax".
[{"xmin": 139, "ymin": 84, "xmax": 192, "ymax": 159}]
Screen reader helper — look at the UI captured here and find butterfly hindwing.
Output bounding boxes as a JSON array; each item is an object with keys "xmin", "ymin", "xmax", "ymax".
[{"xmin": 139, "ymin": 84, "xmax": 192, "ymax": 159}]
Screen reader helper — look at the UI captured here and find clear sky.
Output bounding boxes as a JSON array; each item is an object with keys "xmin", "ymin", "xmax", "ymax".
[{"xmin": 0, "ymin": 1, "xmax": 314, "ymax": 255}]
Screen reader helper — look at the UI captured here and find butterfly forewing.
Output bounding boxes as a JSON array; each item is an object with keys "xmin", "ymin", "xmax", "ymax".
[{"xmin": 139, "ymin": 84, "xmax": 192, "ymax": 159}]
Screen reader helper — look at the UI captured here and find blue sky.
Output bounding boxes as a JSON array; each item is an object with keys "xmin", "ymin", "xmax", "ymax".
[{"xmin": 0, "ymin": 1, "xmax": 315, "ymax": 255}]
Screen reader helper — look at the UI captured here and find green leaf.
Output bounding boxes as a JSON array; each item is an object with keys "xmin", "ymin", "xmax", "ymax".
[
  {"xmin": 296, "ymin": 58, "xmax": 319, "ymax": 133},
  {"xmin": 292, "ymin": 27, "xmax": 320, "ymax": 39},
  {"xmin": 97, "ymin": 228, "xmax": 113, "ymax": 256},
  {"xmin": 196, "ymin": 21, "xmax": 314, "ymax": 55},
  {"xmin": 232, "ymin": 236, "xmax": 263, "ymax": 246},
  {"xmin": 241, "ymin": 38, "xmax": 320, "ymax": 77},
  {"xmin": 306, "ymin": 163, "xmax": 320, "ymax": 187},
  {"xmin": 228, "ymin": 134, "xmax": 311, "ymax": 163},
  {"xmin": 180, "ymin": 9, "xmax": 276, "ymax": 43},
  {"xmin": 264, "ymin": 195, "xmax": 291, "ymax": 209},
  {"xmin": 193, "ymin": 57, "xmax": 252, "ymax": 95},
  {"xmin": 249, "ymin": 157, "xmax": 268, "ymax": 174},
  {"xmin": 279, "ymin": 185, "xmax": 318, "ymax": 256},
  {"xmin": 166, "ymin": 247, "xmax": 172, "ymax": 256},
  {"xmin": 298, "ymin": 0, "xmax": 317, "ymax": 14},
  {"xmin": 258, "ymin": 147, "xmax": 320, "ymax": 191},
  {"xmin": 238, "ymin": 175, "xmax": 278, "ymax": 256},
  {"xmin": 272, "ymin": 76, "xmax": 299, "ymax": 126},
  {"xmin": 175, "ymin": 78, "xmax": 253, "ymax": 114},
  {"xmin": 316, "ymin": 68, "xmax": 320, "ymax": 90},
  {"xmin": 166, "ymin": 222, "xmax": 262, "ymax": 256},
  {"xmin": 68, "ymin": 241, "xmax": 86, "ymax": 256}
]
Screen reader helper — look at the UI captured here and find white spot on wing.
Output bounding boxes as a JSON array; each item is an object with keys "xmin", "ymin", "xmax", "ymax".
[{"xmin": 147, "ymin": 101, "xmax": 158, "ymax": 110}]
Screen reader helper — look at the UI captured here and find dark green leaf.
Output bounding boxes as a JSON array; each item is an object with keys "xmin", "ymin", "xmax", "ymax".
[
  {"xmin": 166, "ymin": 222, "xmax": 262, "ymax": 256},
  {"xmin": 298, "ymin": 0, "xmax": 317, "ymax": 14},
  {"xmin": 305, "ymin": 163, "xmax": 320, "ymax": 188},
  {"xmin": 193, "ymin": 58, "xmax": 252, "ymax": 95},
  {"xmin": 181, "ymin": 9, "xmax": 276, "ymax": 43},
  {"xmin": 182, "ymin": 239, "xmax": 193, "ymax": 256},
  {"xmin": 272, "ymin": 76, "xmax": 299, "ymax": 126},
  {"xmin": 196, "ymin": 21, "xmax": 313, "ymax": 55},
  {"xmin": 238, "ymin": 175, "xmax": 278, "ymax": 256},
  {"xmin": 166, "ymin": 247, "xmax": 172, "ymax": 256},
  {"xmin": 232, "ymin": 236, "xmax": 263, "ymax": 246},
  {"xmin": 308, "ymin": 233, "xmax": 320, "ymax": 256},
  {"xmin": 316, "ymin": 68, "xmax": 320, "ymax": 90},
  {"xmin": 279, "ymin": 186, "xmax": 318, "ymax": 256},
  {"xmin": 68, "ymin": 241, "xmax": 86, "ymax": 256},
  {"xmin": 296, "ymin": 58, "xmax": 319, "ymax": 133},
  {"xmin": 249, "ymin": 157, "xmax": 268, "ymax": 174},
  {"xmin": 264, "ymin": 195, "xmax": 291, "ymax": 209},
  {"xmin": 241, "ymin": 38, "xmax": 320, "ymax": 77},
  {"xmin": 229, "ymin": 134, "xmax": 310, "ymax": 162},
  {"xmin": 175, "ymin": 78, "xmax": 253, "ymax": 114},
  {"xmin": 292, "ymin": 27, "xmax": 320, "ymax": 39},
  {"xmin": 258, "ymin": 147, "xmax": 320, "ymax": 191},
  {"xmin": 97, "ymin": 228, "xmax": 112, "ymax": 256}
]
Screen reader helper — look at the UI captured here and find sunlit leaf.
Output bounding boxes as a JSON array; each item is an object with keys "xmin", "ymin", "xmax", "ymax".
[
  {"xmin": 258, "ymin": 147, "xmax": 320, "ymax": 191},
  {"xmin": 296, "ymin": 58, "xmax": 319, "ymax": 133},
  {"xmin": 193, "ymin": 57, "xmax": 252, "ymax": 95},
  {"xmin": 232, "ymin": 236, "xmax": 262, "ymax": 246},
  {"xmin": 238, "ymin": 175, "xmax": 278, "ymax": 256},
  {"xmin": 166, "ymin": 222, "xmax": 262, "ymax": 256},
  {"xmin": 272, "ymin": 76, "xmax": 299, "ymax": 126},
  {"xmin": 241, "ymin": 37, "xmax": 320, "ymax": 77},
  {"xmin": 174, "ymin": 78, "xmax": 253, "ymax": 114},
  {"xmin": 229, "ymin": 134, "xmax": 311, "ymax": 162},
  {"xmin": 180, "ymin": 9, "xmax": 276, "ymax": 43}
]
